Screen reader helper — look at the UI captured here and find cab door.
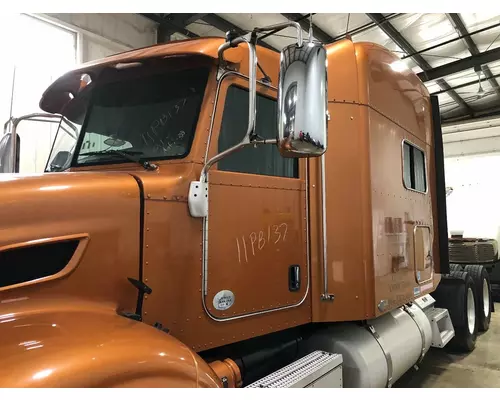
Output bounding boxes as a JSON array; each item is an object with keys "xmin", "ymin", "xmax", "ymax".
[{"xmin": 203, "ymin": 74, "xmax": 309, "ymax": 320}]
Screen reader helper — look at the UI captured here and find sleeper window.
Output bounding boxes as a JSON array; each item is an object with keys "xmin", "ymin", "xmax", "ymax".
[{"xmin": 403, "ymin": 141, "xmax": 427, "ymax": 193}]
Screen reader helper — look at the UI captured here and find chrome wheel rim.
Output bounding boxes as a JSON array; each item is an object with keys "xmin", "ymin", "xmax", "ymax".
[
  {"xmin": 467, "ymin": 287, "xmax": 476, "ymax": 334},
  {"xmin": 483, "ymin": 278, "xmax": 490, "ymax": 318}
]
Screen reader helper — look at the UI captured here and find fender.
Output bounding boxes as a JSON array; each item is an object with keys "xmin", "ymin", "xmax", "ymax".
[{"xmin": 0, "ymin": 297, "xmax": 221, "ymax": 388}]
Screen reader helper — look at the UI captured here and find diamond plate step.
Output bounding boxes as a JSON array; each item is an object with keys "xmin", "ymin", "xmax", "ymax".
[{"xmin": 246, "ymin": 351, "xmax": 343, "ymax": 388}]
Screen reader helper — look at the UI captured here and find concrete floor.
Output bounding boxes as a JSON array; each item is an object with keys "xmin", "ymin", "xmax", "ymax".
[{"xmin": 396, "ymin": 302, "xmax": 500, "ymax": 388}]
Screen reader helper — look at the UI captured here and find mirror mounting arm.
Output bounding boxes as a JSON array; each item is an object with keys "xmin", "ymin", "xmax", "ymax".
[
  {"xmin": 188, "ymin": 22, "xmax": 325, "ymax": 218},
  {"xmin": 3, "ymin": 113, "xmax": 67, "ymax": 173},
  {"xmin": 253, "ymin": 22, "xmax": 303, "ymax": 48},
  {"xmin": 218, "ymin": 35, "xmax": 257, "ymax": 143},
  {"xmin": 188, "ymin": 137, "xmax": 277, "ymax": 218},
  {"xmin": 189, "ymin": 37, "xmax": 258, "ymax": 218}
]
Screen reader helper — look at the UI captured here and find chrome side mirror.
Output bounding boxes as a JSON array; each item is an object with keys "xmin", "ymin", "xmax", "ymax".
[
  {"xmin": 0, "ymin": 133, "xmax": 20, "ymax": 173},
  {"xmin": 2, "ymin": 113, "xmax": 68, "ymax": 173},
  {"xmin": 189, "ymin": 22, "xmax": 324, "ymax": 218},
  {"xmin": 277, "ymin": 42, "xmax": 328, "ymax": 157}
]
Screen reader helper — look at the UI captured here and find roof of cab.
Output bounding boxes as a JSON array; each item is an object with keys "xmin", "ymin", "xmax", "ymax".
[{"xmin": 39, "ymin": 36, "xmax": 280, "ymax": 114}]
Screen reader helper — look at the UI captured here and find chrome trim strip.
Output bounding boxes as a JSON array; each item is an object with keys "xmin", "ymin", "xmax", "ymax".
[
  {"xmin": 203, "ymin": 70, "xmax": 277, "ymax": 163},
  {"xmin": 321, "ymin": 154, "xmax": 329, "ymax": 298}
]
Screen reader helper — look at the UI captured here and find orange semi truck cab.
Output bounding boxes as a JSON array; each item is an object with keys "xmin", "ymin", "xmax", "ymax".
[{"xmin": 0, "ymin": 23, "xmax": 491, "ymax": 388}]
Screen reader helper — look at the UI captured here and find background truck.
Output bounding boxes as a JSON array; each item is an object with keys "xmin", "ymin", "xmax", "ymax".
[
  {"xmin": 444, "ymin": 188, "xmax": 500, "ymax": 302},
  {"xmin": 0, "ymin": 22, "xmax": 494, "ymax": 388}
]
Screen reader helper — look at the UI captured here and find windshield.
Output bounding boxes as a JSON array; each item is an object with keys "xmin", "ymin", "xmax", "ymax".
[{"xmin": 45, "ymin": 66, "xmax": 209, "ymax": 171}]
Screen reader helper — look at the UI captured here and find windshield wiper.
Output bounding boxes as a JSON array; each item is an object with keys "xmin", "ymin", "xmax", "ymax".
[{"xmin": 79, "ymin": 149, "xmax": 158, "ymax": 171}]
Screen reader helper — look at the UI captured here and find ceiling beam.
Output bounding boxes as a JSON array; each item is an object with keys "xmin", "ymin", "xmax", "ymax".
[
  {"xmin": 367, "ymin": 14, "xmax": 428, "ymax": 67},
  {"xmin": 330, "ymin": 13, "xmax": 402, "ymax": 42},
  {"xmin": 200, "ymin": 14, "xmax": 245, "ymax": 35},
  {"xmin": 140, "ymin": 13, "xmax": 198, "ymax": 41},
  {"xmin": 402, "ymin": 20, "xmax": 500, "ymax": 61},
  {"xmin": 447, "ymin": 13, "xmax": 500, "ymax": 100},
  {"xmin": 431, "ymin": 72, "xmax": 500, "ymax": 95},
  {"xmin": 366, "ymin": 13, "xmax": 473, "ymax": 115},
  {"xmin": 281, "ymin": 13, "xmax": 334, "ymax": 44},
  {"xmin": 200, "ymin": 14, "xmax": 278, "ymax": 52},
  {"xmin": 442, "ymin": 104, "xmax": 500, "ymax": 124},
  {"xmin": 434, "ymin": 83, "xmax": 474, "ymax": 115},
  {"xmin": 446, "ymin": 13, "xmax": 482, "ymax": 56},
  {"xmin": 417, "ymin": 46, "xmax": 500, "ymax": 82},
  {"xmin": 158, "ymin": 14, "xmax": 207, "ymax": 42},
  {"xmin": 165, "ymin": 13, "xmax": 207, "ymax": 28}
]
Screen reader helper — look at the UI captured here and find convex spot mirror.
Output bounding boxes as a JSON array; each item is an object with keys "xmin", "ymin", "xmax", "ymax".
[
  {"xmin": 277, "ymin": 42, "xmax": 328, "ymax": 158},
  {"xmin": 49, "ymin": 150, "xmax": 72, "ymax": 172}
]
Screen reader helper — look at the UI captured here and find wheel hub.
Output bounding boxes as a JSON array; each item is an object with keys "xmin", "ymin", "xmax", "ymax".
[
  {"xmin": 467, "ymin": 287, "xmax": 476, "ymax": 334},
  {"xmin": 483, "ymin": 278, "xmax": 490, "ymax": 318}
]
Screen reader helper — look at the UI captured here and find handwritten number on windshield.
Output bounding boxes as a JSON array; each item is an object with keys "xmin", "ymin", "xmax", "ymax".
[{"xmin": 141, "ymin": 97, "xmax": 188, "ymax": 147}]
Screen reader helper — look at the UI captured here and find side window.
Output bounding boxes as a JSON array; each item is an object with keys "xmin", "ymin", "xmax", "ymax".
[
  {"xmin": 403, "ymin": 141, "xmax": 427, "ymax": 193},
  {"xmin": 217, "ymin": 85, "xmax": 298, "ymax": 178}
]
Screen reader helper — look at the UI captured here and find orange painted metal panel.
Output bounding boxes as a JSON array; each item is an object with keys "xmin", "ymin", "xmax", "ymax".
[
  {"xmin": 0, "ymin": 173, "xmax": 140, "ymax": 313},
  {"xmin": 206, "ymin": 171, "xmax": 308, "ymax": 318},
  {"xmin": 311, "ymin": 40, "xmax": 440, "ymax": 321},
  {"xmin": 0, "ymin": 37, "xmax": 443, "ymax": 367},
  {"xmin": 0, "ymin": 297, "xmax": 220, "ymax": 388}
]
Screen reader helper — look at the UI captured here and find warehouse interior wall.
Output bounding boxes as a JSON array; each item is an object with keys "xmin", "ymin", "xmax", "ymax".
[
  {"xmin": 0, "ymin": 13, "xmax": 157, "ymax": 173},
  {"xmin": 444, "ymin": 119, "xmax": 500, "ymax": 244},
  {"xmin": 43, "ymin": 13, "xmax": 157, "ymax": 61}
]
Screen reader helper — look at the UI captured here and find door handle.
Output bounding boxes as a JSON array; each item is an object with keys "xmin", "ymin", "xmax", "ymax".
[{"xmin": 289, "ymin": 265, "xmax": 300, "ymax": 292}]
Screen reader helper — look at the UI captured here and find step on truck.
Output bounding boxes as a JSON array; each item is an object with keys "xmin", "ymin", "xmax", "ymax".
[{"xmin": 0, "ymin": 22, "xmax": 494, "ymax": 388}]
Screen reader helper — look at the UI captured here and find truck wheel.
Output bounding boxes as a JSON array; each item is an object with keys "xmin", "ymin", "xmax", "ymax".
[
  {"xmin": 447, "ymin": 271, "xmax": 478, "ymax": 352},
  {"xmin": 449, "ymin": 263, "xmax": 463, "ymax": 272},
  {"xmin": 463, "ymin": 265, "xmax": 491, "ymax": 332}
]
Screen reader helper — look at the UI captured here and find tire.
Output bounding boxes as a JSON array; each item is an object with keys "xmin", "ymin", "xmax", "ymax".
[
  {"xmin": 449, "ymin": 263, "xmax": 463, "ymax": 272},
  {"xmin": 449, "ymin": 271, "xmax": 478, "ymax": 352},
  {"xmin": 433, "ymin": 271, "xmax": 478, "ymax": 353},
  {"xmin": 463, "ymin": 265, "xmax": 492, "ymax": 332}
]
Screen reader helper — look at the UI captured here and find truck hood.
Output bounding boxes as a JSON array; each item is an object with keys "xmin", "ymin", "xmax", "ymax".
[
  {"xmin": 0, "ymin": 171, "xmax": 142, "ymax": 310},
  {"xmin": 0, "ymin": 297, "xmax": 220, "ymax": 387}
]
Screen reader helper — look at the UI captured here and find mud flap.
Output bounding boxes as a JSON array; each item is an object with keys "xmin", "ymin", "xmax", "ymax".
[
  {"xmin": 433, "ymin": 274, "xmax": 464, "ymax": 324},
  {"xmin": 433, "ymin": 272, "xmax": 478, "ymax": 352}
]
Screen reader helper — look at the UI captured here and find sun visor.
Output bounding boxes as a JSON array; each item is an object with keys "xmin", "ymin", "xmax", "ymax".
[
  {"xmin": 39, "ymin": 70, "xmax": 98, "ymax": 115},
  {"xmin": 39, "ymin": 38, "xmax": 247, "ymax": 116}
]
